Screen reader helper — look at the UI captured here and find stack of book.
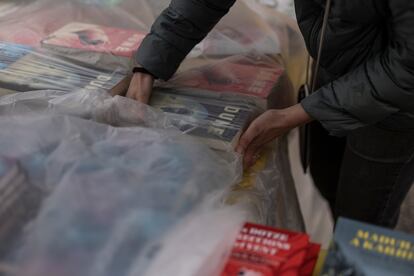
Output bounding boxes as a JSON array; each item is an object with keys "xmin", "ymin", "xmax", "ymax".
[
  {"xmin": 152, "ymin": 54, "xmax": 287, "ymax": 151},
  {"xmin": 0, "ymin": 17, "xmax": 285, "ymax": 152},
  {"xmin": 221, "ymin": 222, "xmax": 321, "ymax": 276},
  {"xmin": 0, "ymin": 41, "xmax": 130, "ymax": 96},
  {"xmin": 319, "ymin": 218, "xmax": 414, "ymax": 276}
]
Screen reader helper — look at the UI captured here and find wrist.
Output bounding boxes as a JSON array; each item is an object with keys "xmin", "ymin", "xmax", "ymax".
[
  {"xmin": 287, "ymin": 103, "xmax": 313, "ymax": 127},
  {"xmin": 272, "ymin": 104, "xmax": 312, "ymax": 129}
]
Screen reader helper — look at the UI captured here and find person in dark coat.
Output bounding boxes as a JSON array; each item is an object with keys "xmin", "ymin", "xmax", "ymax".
[{"xmin": 126, "ymin": 0, "xmax": 414, "ymax": 228}]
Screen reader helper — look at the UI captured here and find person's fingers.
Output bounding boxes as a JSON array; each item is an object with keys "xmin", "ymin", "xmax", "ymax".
[
  {"xmin": 243, "ymin": 134, "xmax": 262, "ymax": 168},
  {"xmin": 126, "ymin": 73, "xmax": 153, "ymax": 104},
  {"xmin": 236, "ymin": 120, "xmax": 262, "ymax": 154},
  {"xmin": 243, "ymin": 139, "xmax": 265, "ymax": 169}
]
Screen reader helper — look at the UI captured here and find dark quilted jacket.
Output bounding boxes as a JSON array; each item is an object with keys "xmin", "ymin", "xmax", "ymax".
[{"xmin": 136, "ymin": 0, "xmax": 414, "ymax": 136}]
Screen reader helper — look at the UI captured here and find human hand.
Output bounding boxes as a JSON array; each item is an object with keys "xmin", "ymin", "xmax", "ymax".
[
  {"xmin": 236, "ymin": 103, "xmax": 313, "ymax": 168},
  {"xmin": 125, "ymin": 72, "xmax": 154, "ymax": 104}
]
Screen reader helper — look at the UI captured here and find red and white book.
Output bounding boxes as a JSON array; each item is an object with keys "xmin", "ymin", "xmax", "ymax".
[{"xmin": 222, "ymin": 223, "xmax": 320, "ymax": 276}]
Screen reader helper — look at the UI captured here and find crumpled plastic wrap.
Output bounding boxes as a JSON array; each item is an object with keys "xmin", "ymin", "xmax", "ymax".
[
  {"xmin": 0, "ymin": 89, "xmax": 305, "ymax": 239},
  {"xmin": 0, "ymin": 0, "xmax": 307, "ymax": 274},
  {"xmin": 0, "ymin": 113, "xmax": 248, "ymax": 276}
]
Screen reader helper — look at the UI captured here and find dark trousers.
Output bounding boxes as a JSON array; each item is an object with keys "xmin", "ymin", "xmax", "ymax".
[{"xmin": 309, "ymin": 122, "xmax": 414, "ymax": 228}]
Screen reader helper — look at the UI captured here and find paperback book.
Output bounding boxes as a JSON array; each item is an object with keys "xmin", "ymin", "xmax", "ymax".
[
  {"xmin": 150, "ymin": 89, "xmax": 260, "ymax": 151},
  {"xmin": 221, "ymin": 222, "xmax": 320, "ymax": 276},
  {"xmin": 321, "ymin": 217, "xmax": 414, "ymax": 276}
]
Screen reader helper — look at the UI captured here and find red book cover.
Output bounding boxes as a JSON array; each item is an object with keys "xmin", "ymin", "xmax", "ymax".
[
  {"xmin": 169, "ymin": 55, "xmax": 284, "ymax": 100},
  {"xmin": 41, "ymin": 22, "xmax": 145, "ymax": 57},
  {"xmin": 222, "ymin": 223, "xmax": 310, "ymax": 276},
  {"xmin": 299, "ymin": 243, "xmax": 321, "ymax": 276}
]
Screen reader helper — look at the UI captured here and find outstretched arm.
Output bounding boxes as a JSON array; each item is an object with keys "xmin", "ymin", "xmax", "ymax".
[{"xmin": 126, "ymin": 0, "xmax": 236, "ymax": 103}]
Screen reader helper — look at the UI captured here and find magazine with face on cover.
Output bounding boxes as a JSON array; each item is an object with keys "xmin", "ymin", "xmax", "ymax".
[{"xmin": 41, "ymin": 22, "xmax": 145, "ymax": 69}]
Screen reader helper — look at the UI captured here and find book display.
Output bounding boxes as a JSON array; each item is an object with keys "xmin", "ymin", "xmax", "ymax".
[{"xmin": 0, "ymin": 0, "xmax": 318, "ymax": 276}]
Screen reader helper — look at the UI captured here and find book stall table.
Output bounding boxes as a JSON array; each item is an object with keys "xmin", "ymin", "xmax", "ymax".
[{"xmin": 0, "ymin": 0, "xmax": 309, "ymax": 275}]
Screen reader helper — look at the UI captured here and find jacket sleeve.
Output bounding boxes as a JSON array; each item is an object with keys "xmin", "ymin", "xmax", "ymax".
[
  {"xmin": 299, "ymin": 0, "xmax": 414, "ymax": 136},
  {"xmin": 135, "ymin": 0, "xmax": 236, "ymax": 80}
]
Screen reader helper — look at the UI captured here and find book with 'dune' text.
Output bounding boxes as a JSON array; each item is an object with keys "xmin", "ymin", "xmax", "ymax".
[{"xmin": 150, "ymin": 89, "xmax": 260, "ymax": 151}]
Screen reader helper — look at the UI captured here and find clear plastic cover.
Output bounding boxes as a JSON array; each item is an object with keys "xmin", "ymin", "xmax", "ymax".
[
  {"xmin": 0, "ymin": 113, "xmax": 248, "ymax": 275},
  {"xmin": 0, "ymin": 0, "xmax": 306, "ymax": 150},
  {"xmin": 0, "ymin": 0, "xmax": 306, "ymax": 274}
]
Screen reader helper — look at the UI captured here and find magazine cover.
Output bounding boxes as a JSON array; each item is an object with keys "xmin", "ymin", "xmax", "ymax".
[{"xmin": 42, "ymin": 22, "xmax": 145, "ymax": 57}]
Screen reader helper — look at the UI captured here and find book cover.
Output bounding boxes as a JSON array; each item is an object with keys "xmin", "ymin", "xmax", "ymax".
[
  {"xmin": 166, "ymin": 55, "xmax": 284, "ymax": 105},
  {"xmin": 150, "ymin": 89, "xmax": 259, "ymax": 151},
  {"xmin": 0, "ymin": 48, "xmax": 129, "ymax": 95},
  {"xmin": 321, "ymin": 217, "xmax": 414, "ymax": 276},
  {"xmin": 299, "ymin": 243, "xmax": 321, "ymax": 276},
  {"xmin": 41, "ymin": 22, "xmax": 145, "ymax": 57},
  {"xmin": 222, "ymin": 222, "xmax": 310, "ymax": 276}
]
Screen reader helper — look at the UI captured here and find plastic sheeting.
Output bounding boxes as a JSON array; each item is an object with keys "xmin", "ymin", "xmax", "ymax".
[
  {"xmin": 0, "ymin": 88, "xmax": 305, "ymax": 237},
  {"xmin": 0, "ymin": 0, "xmax": 307, "ymax": 274},
  {"xmin": 0, "ymin": 112, "xmax": 248, "ymax": 276}
]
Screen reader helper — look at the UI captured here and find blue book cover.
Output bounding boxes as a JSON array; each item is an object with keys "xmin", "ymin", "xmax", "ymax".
[{"xmin": 322, "ymin": 217, "xmax": 414, "ymax": 276}]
